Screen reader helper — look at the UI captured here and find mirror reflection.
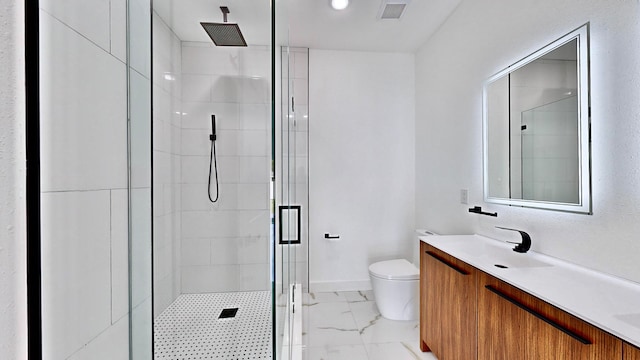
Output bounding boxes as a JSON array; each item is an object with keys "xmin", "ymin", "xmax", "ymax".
[{"xmin": 484, "ymin": 25, "xmax": 591, "ymax": 213}]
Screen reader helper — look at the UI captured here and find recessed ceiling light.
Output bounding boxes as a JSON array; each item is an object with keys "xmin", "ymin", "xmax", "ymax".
[{"xmin": 331, "ymin": 0, "xmax": 349, "ymax": 10}]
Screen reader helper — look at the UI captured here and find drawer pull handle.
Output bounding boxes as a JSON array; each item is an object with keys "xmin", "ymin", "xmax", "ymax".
[
  {"xmin": 484, "ymin": 285, "xmax": 591, "ymax": 345},
  {"xmin": 425, "ymin": 251, "xmax": 469, "ymax": 275}
]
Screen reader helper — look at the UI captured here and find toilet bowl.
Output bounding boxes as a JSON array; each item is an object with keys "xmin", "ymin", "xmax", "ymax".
[{"xmin": 368, "ymin": 259, "xmax": 419, "ymax": 321}]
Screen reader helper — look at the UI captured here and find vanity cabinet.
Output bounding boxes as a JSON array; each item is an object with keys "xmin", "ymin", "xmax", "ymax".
[
  {"xmin": 420, "ymin": 243, "xmax": 477, "ymax": 359},
  {"xmin": 477, "ymin": 271, "xmax": 622, "ymax": 360},
  {"xmin": 419, "ymin": 240, "xmax": 632, "ymax": 360},
  {"xmin": 625, "ymin": 342, "xmax": 640, "ymax": 360}
]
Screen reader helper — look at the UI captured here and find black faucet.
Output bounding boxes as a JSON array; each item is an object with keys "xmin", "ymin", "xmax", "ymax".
[{"xmin": 496, "ymin": 226, "xmax": 531, "ymax": 253}]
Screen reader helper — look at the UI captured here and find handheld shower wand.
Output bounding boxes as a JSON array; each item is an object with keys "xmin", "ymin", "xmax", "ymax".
[
  {"xmin": 210, "ymin": 114, "xmax": 217, "ymax": 141},
  {"xmin": 208, "ymin": 115, "xmax": 220, "ymax": 202}
]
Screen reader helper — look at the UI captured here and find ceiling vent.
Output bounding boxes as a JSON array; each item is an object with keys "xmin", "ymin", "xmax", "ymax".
[{"xmin": 377, "ymin": 0, "xmax": 411, "ymax": 20}]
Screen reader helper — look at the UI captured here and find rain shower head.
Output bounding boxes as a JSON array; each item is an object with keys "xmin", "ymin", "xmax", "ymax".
[{"xmin": 201, "ymin": 6, "xmax": 247, "ymax": 47}]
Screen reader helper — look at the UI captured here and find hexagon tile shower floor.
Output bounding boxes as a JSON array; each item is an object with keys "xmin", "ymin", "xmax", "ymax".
[{"xmin": 154, "ymin": 291, "xmax": 272, "ymax": 359}]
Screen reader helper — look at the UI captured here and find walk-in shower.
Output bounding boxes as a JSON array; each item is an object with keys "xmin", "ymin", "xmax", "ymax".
[
  {"xmin": 36, "ymin": 0, "xmax": 307, "ymax": 358},
  {"xmin": 151, "ymin": 1, "xmax": 308, "ymax": 359},
  {"xmin": 151, "ymin": 3, "xmax": 272, "ymax": 354}
]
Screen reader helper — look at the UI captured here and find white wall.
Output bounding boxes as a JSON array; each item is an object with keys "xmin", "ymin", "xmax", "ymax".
[
  {"xmin": 0, "ymin": 0, "xmax": 27, "ymax": 358},
  {"xmin": 415, "ymin": 0, "xmax": 640, "ymax": 283},
  {"xmin": 180, "ymin": 42, "xmax": 272, "ymax": 293},
  {"xmin": 152, "ymin": 12, "xmax": 183, "ymax": 317},
  {"xmin": 309, "ymin": 49, "xmax": 415, "ymax": 291},
  {"xmin": 39, "ymin": 0, "xmax": 130, "ymax": 358}
]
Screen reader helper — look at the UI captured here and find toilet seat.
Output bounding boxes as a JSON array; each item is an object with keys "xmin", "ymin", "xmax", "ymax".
[{"xmin": 368, "ymin": 259, "xmax": 419, "ymax": 281}]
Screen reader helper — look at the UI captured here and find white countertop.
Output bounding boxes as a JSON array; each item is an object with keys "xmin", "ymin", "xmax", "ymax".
[{"xmin": 420, "ymin": 234, "xmax": 640, "ymax": 348}]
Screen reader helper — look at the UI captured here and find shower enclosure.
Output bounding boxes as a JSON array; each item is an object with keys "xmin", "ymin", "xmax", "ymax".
[
  {"xmin": 151, "ymin": 1, "xmax": 274, "ymax": 357},
  {"xmin": 36, "ymin": 0, "xmax": 308, "ymax": 358},
  {"xmin": 150, "ymin": 1, "xmax": 308, "ymax": 359}
]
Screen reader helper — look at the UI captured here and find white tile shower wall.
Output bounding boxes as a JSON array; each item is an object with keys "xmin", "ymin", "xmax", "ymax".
[
  {"xmin": 0, "ymin": 0, "xmax": 27, "ymax": 357},
  {"xmin": 111, "ymin": 190, "xmax": 130, "ymax": 323},
  {"xmin": 414, "ymin": 0, "xmax": 640, "ymax": 283},
  {"xmin": 308, "ymin": 50, "xmax": 415, "ymax": 292},
  {"xmin": 152, "ymin": 12, "xmax": 182, "ymax": 317},
  {"xmin": 109, "ymin": 0, "xmax": 127, "ymax": 62},
  {"xmin": 67, "ymin": 315, "xmax": 130, "ymax": 360},
  {"xmin": 39, "ymin": 11, "xmax": 127, "ymax": 193},
  {"xmin": 180, "ymin": 42, "xmax": 271, "ymax": 293},
  {"xmin": 41, "ymin": 191, "xmax": 112, "ymax": 359},
  {"xmin": 39, "ymin": 0, "xmax": 111, "ymax": 53},
  {"xmin": 39, "ymin": 1, "xmax": 130, "ymax": 358}
]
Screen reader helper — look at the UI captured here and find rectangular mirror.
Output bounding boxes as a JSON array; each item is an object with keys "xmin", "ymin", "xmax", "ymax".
[{"xmin": 483, "ymin": 24, "xmax": 591, "ymax": 214}]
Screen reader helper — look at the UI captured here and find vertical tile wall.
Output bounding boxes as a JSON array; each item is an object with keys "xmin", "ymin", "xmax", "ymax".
[
  {"xmin": 39, "ymin": 0, "xmax": 130, "ymax": 358},
  {"xmin": 180, "ymin": 43, "xmax": 272, "ymax": 293},
  {"xmin": 0, "ymin": 0, "xmax": 27, "ymax": 357},
  {"xmin": 152, "ymin": 12, "xmax": 183, "ymax": 318}
]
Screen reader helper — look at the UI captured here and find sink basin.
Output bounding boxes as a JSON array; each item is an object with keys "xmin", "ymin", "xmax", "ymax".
[
  {"xmin": 443, "ymin": 237, "xmax": 554, "ymax": 269},
  {"xmin": 484, "ymin": 253, "xmax": 553, "ymax": 269}
]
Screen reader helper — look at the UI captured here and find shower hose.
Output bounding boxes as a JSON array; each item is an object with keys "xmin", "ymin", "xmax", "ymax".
[{"xmin": 208, "ymin": 126, "xmax": 220, "ymax": 203}]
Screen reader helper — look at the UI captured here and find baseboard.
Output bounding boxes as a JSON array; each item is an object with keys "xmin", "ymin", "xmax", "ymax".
[{"xmin": 309, "ymin": 279, "xmax": 372, "ymax": 293}]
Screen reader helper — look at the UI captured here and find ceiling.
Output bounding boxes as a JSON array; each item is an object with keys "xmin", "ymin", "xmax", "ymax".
[{"xmin": 154, "ymin": 0, "xmax": 462, "ymax": 52}]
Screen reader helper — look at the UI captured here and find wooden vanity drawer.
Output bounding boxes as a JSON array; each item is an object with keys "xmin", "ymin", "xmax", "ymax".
[
  {"xmin": 624, "ymin": 342, "xmax": 640, "ymax": 360},
  {"xmin": 421, "ymin": 243, "xmax": 477, "ymax": 359},
  {"xmin": 477, "ymin": 271, "xmax": 622, "ymax": 360}
]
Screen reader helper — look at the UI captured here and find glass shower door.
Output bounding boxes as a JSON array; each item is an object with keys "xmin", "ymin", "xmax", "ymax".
[
  {"xmin": 274, "ymin": 7, "xmax": 310, "ymax": 354},
  {"xmin": 150, "ymin": 1, "xmax": 273, "ymax": 360}
]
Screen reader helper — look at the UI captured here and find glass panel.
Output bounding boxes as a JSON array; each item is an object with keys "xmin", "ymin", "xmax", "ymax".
[
  {"xmin": 150, "ymin": 1, "xmax": 273, "ymax": 359},
  {"xmin": 37, "ymin": 0, "xmax": 147, "ymax": 357},
  {"xmin": 278, "ymin": 46, "xmax": 295, "ymax": 360},
  {"xmin": 129, "ymin": 0, "xmax": 153, "ymax": 357},
  {"xmin": 274, "ymin": 3, "xmax": 310, "ymax": 358},
  {"xmin": 276, "ymin": 43, "xmax": 310, "ymax": 359}
]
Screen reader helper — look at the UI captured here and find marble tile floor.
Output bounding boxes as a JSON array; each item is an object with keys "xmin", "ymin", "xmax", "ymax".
[{"xmin": 300, "ymin": 291, "xmax": 437, "ymax": 360}]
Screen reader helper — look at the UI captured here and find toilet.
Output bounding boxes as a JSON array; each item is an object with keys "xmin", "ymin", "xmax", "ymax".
[{"xmin": 368, "ymin": 258, "xmax": 420, "ymax": 321}]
